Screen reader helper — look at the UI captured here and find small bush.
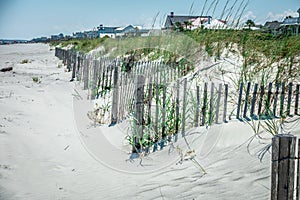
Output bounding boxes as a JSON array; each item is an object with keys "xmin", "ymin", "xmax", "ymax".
[
  {"xmin": 32, "ymin": 77, "xmax": 41, "ymax": 83},
  {"xmin": 20, "ymin": 59, "xmax": 30, "ymax": 64}
]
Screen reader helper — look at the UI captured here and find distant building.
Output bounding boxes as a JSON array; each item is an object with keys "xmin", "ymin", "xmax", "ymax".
[
  {"xmin": 97, "ymin": 25, "xmax": 118, "ymax": 38},
  {"xmin": 164, "ymin": 12, "xmax": 213, "ymax": 30},
  {"xmin": 84, "ymin": 30, "xmax": 98, "ymax": 39},
  {"xmin": 51, "ymin": 33, "xmax": 64, "ymax": 40},
  {"xmin": 73, "ymin": 32, "xmax": 87, "ymax": 39},
  {"xmin": 262, "ymin": 8, "xmax": 300, "ymax": 36},
  {"xmin": 116, "ymin": 25, "xmax": 136, "ymax": 37},
  {"xmin": 31, "ymin": 37, "xmax": 49, "ymax": 43},
  {"xmin": 280, "ymin": 8, "xmax": 300, "ymax": 35},
  {"xmin": 97, "ymin": 24, "xmax": 149, "ymax": 38},
  {"xmin": 163, "ymin": 12, "xmax": 227, "ymax": 30},
  {"xmin": 262, "ymin": 21, "xmax": 282, "ymax": 35}
]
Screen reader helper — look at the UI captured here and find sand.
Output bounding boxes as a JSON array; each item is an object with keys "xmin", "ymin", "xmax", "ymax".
[{"xmin": 1, "ymin": 43, "xmax": 295, "ymax": 199}]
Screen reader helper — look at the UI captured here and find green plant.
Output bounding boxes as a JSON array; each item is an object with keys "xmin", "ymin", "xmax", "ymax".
[
  {"xmin": 32, "ymin": 77, "xmax": 40, "ymax": 83},
  {"xmin": 20, "ymin": 59, "xmax": 30, "ymax": 64}
]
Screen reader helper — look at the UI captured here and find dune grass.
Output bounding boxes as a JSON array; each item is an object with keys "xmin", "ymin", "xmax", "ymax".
[{"xmin": 50, "ymin": 36, "xmax": 108, "ymax": 53}]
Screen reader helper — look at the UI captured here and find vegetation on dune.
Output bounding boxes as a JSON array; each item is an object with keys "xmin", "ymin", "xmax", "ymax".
[
  {"xmin": 50, "ymin": 36, "xmax": 109, "ymax": 53},
  {"xmin": 52, "ymin": 30, "xmax": 300, "ymax": 64},
  {"xmin": 53, "ymin": 29, "xmax": 300, "ymax": 155}
]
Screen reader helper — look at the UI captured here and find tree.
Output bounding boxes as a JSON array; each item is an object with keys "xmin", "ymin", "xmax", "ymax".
[
  {"xmin": 183, "ymin": 21, "xmax": 192, "ymax": 30},
  {"xmin": 245, "ymin": 19, "xmax": 255, "ymax": 29},
  {"xmin": 174, "ymin": 22, "xmax": 184, "ymax": 32}
]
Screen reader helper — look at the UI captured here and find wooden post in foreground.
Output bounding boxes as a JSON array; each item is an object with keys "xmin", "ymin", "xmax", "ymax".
[
  {"xmin": 271, "ymin": 134, "xmax": 296, "ymax": 200},
  {"xmin": 110, "ymin": 64, "xmax": 119, "ymax": 125},
  {"xmin": 133, "ymin": 75, "xmax": 145, "ymax": 152}
]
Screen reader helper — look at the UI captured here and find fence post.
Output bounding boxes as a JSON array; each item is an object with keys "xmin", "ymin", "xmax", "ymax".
[
  {"xmin": 161, "ymin": 73, "xmax": 167, "ymax": 148},
  {"xmin": 223, "ymin": 84, "xmax": 228, "ymax": 122},
  {"xmin": 297, "ymin": 138, "xmax": 300, "ymax": 199},
  {"xmin": 258, "ymin": 85, "xmax": 264, "ymax": 117},
  {"xmin": 67, "ymin": 51, "xmax": 71, "ymax": 72},
  {"xmin": 83, "ymin": 57, "xmax": 89, "ymax": 90},
  {"xmin": 250, "ymin": 83, "xmax": 258, "ymax": 117},
  {"xmin": 134, "ymin": 75, "xmax": 145, "ymax": 152},
  {"xmin": 287, "ymin": 83, "xmax": 293, "ymax": 116},
  {"xmin": 243, "ymin": 82, "xmax": 251, "ymax": 118},
  {"xmin": 147, "ymin": 80, "xmax": 153, "ymax": 126},
  {"xmin": 111, "ymin": 63, "xmax": 119, "ymax": 125},
  {"xmin": 237, "ymin": 82, "xmax": 243, "ymax": 119},
  {"xmin": 266, "ymin": 82, "xmax": 273, "ymax": 116},
  {"xmin": 295, "ymin": 84, "xmax": 299, "ymax": 115},
  {"xmin": 90, "ymin": 60, "xmax": 98, "ymax": 100},
  {"xmin": 175, "ymin": 80, "xmax": 180, "ymax": 141},
  {"xmin": 271, "ymin": 134, "xmax": 296, "ymax": 200},
  {"xmin": 181, "ymin": 78, "xmax": 187, "ymax": 137},
  {"xmin": 77, "ymin": 54, "xmax": 81, "ymax": 81},
  {"xmin": 195, "ymin": 85, "xmax": 200, "ymax": 127},
  {"xmin": 280, "ymin": 83, "xmax": 286, "ymax": 117},
  {"xmin": 273, "ymin": 83, "xmax": 280, "ymax": 117},
  {"xmin": 215, "ymin": 83, "xmax": 222, "ymax": 124},
  {"xmin": 201, "ymin": 82, "xmax": 208, "ymax": 126},
  {"xmin": 209, "ymin": 82, "xmax": 215, "ymax": 124},
  {"xmin": 71, "ymin": 53, "xmax": 76, "ymax": 81}
]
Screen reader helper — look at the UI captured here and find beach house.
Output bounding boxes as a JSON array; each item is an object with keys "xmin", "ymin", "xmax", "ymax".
[
  {"xmin": 280, "ymin": 8, "xmax": 300, "ymax": 35},
  {"xmin": 163, "ymin": 12, "xmax": 227, "ymax": 30}
]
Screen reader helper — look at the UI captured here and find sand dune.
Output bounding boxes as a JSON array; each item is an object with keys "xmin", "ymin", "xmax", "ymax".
[{"xmin": 0, "ymin": 43, "xmax": 288, "ymax": 199}]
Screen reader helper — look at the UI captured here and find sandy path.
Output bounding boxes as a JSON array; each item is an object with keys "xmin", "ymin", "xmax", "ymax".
[{"xmin": 0, "ymin": 44, "xmax": 273, "ymax": 200}]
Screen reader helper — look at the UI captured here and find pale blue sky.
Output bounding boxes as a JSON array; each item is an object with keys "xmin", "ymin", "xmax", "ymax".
[{"xmin": 0, "ymin": 0, "xmax": 299, "ymax": 39}]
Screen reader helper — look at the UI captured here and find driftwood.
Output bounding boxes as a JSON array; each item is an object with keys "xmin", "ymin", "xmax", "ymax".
[{"xmin": 0, "ymin": 67, "xmax": 13, "ymax": 72}]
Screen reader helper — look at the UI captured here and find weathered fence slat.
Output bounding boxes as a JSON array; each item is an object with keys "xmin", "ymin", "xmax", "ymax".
[
  {"xmin": 257, "ymin": 85, "xmax": 264, "ymax": 117},
  {"xmin": 297, "ymin": 138, "xmax": 300, "ymax": 200},
  {"xmin": 115, "ymin": 71, "xmax": 120, "ymax": 119},
  {"xmin": 175, "ymin": 80, "xmax": 180, "ymax": 138},
  {"xmin": 76, "ymin": 55, "xmax": 81, "ymax": 81},
  {"xmin": 280, "ymin": 83, "xmax": 286, "ymax": 117},
  {"xmin": 147, "ymin": 81, "xmax": 153, "ymax": 125},
  {"xmin": 296, "ymin": 84, "xmax": 300, "ymax": 115},
  {"xmin": 90, "ymin": 60, "xmax": 97, "ymax": 100},
  {"xmin": 250, "ymin": 83, "xmax": 258, "ymax": 117},
  {"xmin": 71, "ymin": 54, "xmax": 76, "ymax": 81},
  {"xmin": 202, "ymin": 82, "xmax": 208, "ymax": 126},
  {"xmin": 287, "ymin": 82, "xmax": 293, "ymax": 116},
  {"xmin": 181, "ymin": 78, "xmax": 187, "ymax": 137},
  {"xmin": 223, "ymin": 84, "xmax": 228, "ymax": 122},
  {"xmin": 273, "ymin": 83, "xmax": 280, "ymax": 117},
  {"xmin": 134, "ymin": 75, "xmax": 145, "ymax": 152},
  {"xmin": 154, "ymin": 63, "xmax": 160, "ymax": 137},
  {"xmin": 195, "ymin": 85, "xmax": 200, "ymax": 127},
  {"xmin": 243, "ymin": 82, "xmax": 251, "ymax": 118},
  {"xmin": 101, "ymin": 59, "xmax": 106, "ymax": 92},
  {"xmin": 215, "ymin": 84, "xmax": 222, "ymax": 124},
  {"xmin": 236, "ymin": 82, "xmax": 243, "ymax": 119},
  {"xmin": 83, "ymin": 58, "xmax": 89, "ymax": 91},
  {"xmin": 209, "ymin": 82, "xmax": 215, "ymax": 124},
  {"xmin": 161, "ymin": 75, "xmax": 167, "ymax": 142},
  {"xmin": 111, "ymin": 65, "xmax": 119, "ymax": 125},
  {"xmin": 266, "ymin": 83, "xmax": 273, "ymax": 116}
]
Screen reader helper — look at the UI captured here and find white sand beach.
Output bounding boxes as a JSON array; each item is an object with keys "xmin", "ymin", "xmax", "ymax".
[{"xmin": 2, "ymin": 43, "xmax": 297, "ymax": 200}]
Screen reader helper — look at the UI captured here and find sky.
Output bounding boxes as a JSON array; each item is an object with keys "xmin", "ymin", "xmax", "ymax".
[{"xmin": 0, "ymin": 0, "xmax": 299, "ymax": 40}]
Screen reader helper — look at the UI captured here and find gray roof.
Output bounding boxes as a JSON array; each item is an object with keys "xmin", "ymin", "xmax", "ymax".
[
  {"xmin": 263, "ymin": 21, "xmax": 282, "ymax": 30},
  {"xmin": 164, "ymin": 15, "xmax": 211, "ymax": 28},
  {"xmin": 98, "ymin": 27, "xmax": 119, "ymax": 34}
]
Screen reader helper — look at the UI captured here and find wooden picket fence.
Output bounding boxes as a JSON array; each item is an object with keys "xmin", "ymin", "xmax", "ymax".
[
  {"xmin": 236, "ymin": 82, "xmax": 300, "ymax": 119},
  {"xmin": 55, "ymin": 48, "xmax": 300, "ymax": 151}
]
